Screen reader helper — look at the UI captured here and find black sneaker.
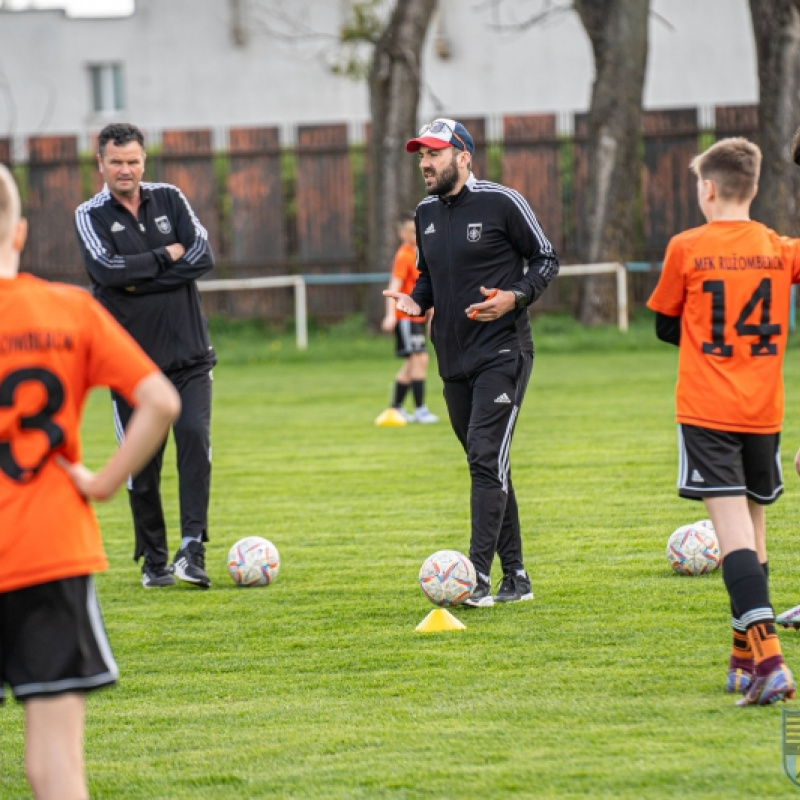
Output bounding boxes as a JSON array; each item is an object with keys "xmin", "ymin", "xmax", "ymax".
[
  {"xmin": 173, "ymin": 541, "xmax": 211, "ymax": 588},
  {"xmin": 141, "ymin": 560, "xmax": 176, "ymax": 588},
  {"xmin": 464, "ymin": 577, "xmax": 494, "ymax": 608},
  {"xmin": 494, "ymin": 571, "xmax": 533, "ymax": 603}
]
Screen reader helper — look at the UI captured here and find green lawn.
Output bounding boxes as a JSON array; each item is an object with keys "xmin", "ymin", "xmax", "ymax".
[{"xmin": 4, "ymin": 314, "xmax": 800, "ymax": 798}]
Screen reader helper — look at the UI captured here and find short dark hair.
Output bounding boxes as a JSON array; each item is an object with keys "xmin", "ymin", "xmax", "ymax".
[
  {"xmin": 397, "ymin": 210, "xmax": 415, "ymax": 226},
  {"xmin": 97, "ymin": 123, "xmax": 145, "ymax": 156}
]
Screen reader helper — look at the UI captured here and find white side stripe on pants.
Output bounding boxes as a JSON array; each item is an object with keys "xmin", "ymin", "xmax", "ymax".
[{"xmin": 497, "ymin": 405, "xmax": 519, "ymax": 494}]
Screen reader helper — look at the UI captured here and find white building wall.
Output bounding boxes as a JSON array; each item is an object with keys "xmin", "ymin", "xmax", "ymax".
[{"xmin": 0, "ymin": 0, "xmax": 758, "ymax": 153}]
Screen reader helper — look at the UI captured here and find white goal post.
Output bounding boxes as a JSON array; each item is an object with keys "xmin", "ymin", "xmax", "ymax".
[
  {"xmin": 556, "ymin": 262, "xmax": 629, "ymax": 333},
  {"xmin": 196, "ymin": 261, "xmax": 628, "ymax": 349},
  {"xmin": 198, "ymin": 275, "xmax": 308, "ymax": 349}
]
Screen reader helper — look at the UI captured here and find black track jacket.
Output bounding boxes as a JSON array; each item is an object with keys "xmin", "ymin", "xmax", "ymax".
[
  {"xmin": 410, "ymin": 174, "xmax": 559, "ymax": 380},
  {"xmin": 75, "ymin": 182, "xmax": 215, "ymax": 372}
]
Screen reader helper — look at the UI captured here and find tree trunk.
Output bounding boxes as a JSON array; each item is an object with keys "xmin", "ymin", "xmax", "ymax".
[
  {"xmin": 366, "ymin": 0, "xmax": 436, "ymax": 330},
  {"xmin": 575, "ymin": 0, "xmax": 649, "ymax": 325},
  {"xmin": 749, "ymin": 0, "xmax": 800, "ymax": 235}
]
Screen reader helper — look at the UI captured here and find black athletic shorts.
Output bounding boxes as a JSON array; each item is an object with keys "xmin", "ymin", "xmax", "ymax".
[
  {"xmin": 677, "ymin": 423, "xmax": 783, "ymax": 504},
  {"xmin": 0, "ymin": 575, "xmax": 118, "ymax": 703},
  {"xmin": 394, "ymin": 319, "xmax": 427, "ymax": 358}
]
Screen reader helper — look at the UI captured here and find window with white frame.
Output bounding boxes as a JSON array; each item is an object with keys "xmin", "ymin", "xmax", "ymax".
[{"xmin": 89, "ymin": 63, "xmax": 125, "ymax": 113}]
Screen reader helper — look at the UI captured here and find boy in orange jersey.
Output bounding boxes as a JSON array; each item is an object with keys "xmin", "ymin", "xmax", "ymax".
[
  {"xmin": 378, "ymin": 211, "xmax": 438, "ymax": 425},
  {"xmin": 648, "ymin": 137, "xmax": 800, "ymax": 706},
  {"xmin": 0, "ymin": 164, "xmax": 180, "ymax": 799}
]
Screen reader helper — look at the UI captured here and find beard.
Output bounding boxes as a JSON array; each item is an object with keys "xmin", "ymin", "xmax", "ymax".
[{"xmin": 424, "ymin": 153, "xmax": 460, "ymax": 196}]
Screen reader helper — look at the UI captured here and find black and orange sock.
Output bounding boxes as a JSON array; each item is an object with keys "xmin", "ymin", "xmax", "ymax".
[
  {"xmin": 729, "ymin": 621, "xmax": 753, "ymax": 676},
  {"xmin": 723, "ymin": 549, "xmax": 782, "ymax": 676},
  {"xmin": 747, "ymin": 622, "xmax": 784, "ymax": 677}
]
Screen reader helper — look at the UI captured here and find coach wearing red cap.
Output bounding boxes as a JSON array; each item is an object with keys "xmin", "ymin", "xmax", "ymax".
[{"xmin": 385, "ymin": 117, "xmax": 559, "ymax": 607}]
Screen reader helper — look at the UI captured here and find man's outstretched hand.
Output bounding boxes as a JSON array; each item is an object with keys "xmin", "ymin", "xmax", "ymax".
[{"xmin": 383, "ymin": 290, "xmax": 421, "ymax": 318}]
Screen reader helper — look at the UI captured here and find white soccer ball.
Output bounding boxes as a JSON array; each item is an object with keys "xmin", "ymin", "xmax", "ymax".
[
  {"xmin": 418, "ymin": 550, "xmax": 477, "ymax": 606},
  {"xmin": 666, "ymin": 522, "xmax": 720, "ymax": 575},
  {"xmin": 227, "ymin": 536, "xmax": 280, "ymax": 586}
]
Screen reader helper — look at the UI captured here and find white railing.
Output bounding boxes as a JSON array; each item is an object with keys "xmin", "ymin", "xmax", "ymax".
[{"xmin": 197, "ymin": 261, "xmax": 630, "ymax": 349}]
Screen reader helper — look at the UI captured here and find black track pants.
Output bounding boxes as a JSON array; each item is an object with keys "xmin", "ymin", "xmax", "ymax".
[
  {"xmin": 112, "ymin": 362, "xmax": 213, "ymax": 565},
  {"xmin": 442, "ymin": 352, "xmax": 533, "ymax": 578}
]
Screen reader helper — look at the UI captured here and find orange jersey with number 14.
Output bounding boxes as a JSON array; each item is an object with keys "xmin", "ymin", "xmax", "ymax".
[
  {"xmin": 648, "ymin": 220, "xmax": 800, "ymax": 434},
  {"xmin": 0, "ymin": 274, "xmax": 159, "ymax": 593}
]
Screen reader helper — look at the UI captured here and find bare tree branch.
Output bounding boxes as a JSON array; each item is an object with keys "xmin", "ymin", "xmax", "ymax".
[
  {"xmin": 246, "ymin": 0, "xmax": 436, "ymax": 329},
  {"xmin": 471, "ymin": 0, "xmax": 574, "ymax": 32}
]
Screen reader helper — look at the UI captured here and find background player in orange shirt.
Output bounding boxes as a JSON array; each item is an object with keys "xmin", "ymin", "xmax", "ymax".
[
  {"xmin": 647, "ymin": 137, "xmax": 800, "ymax": 706},
  {"xmin": 0, "ymin": 164, "xmax": 180, "ymax": 799},
  {"xmin": 378, "ymin": 211, "xmax": 438, "ymax": 425}
]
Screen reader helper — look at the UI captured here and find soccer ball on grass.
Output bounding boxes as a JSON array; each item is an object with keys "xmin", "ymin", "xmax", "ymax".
[
  {"xmin": 418, "ymin": 550, "xmax": 476, "ymax": 606},
  {"xmin": 227, "ymin": 536, "xmax": 280, "ymax": 586},
  {"xmin": 666, "ymin": 521, "xmax": 720, "ymax": 575}
]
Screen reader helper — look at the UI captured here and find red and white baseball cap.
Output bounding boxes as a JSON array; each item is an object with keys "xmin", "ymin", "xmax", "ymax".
[{"xmin": 405, "ymin": 118, "xmax": 475, "ymax": 155}]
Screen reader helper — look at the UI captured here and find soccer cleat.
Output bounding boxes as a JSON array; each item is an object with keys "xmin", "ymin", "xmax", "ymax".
[
  {"xmin": 725, "ymin": 667, "xmax": 753, "ymax": 694},
  {"xmin": 398, "ymin": 408, "xmax": 416, "ymax": 423},
  {"xmin": 141, "ymin": 560, "xmax": 176, "ymax": 588},
  {"xmin": 414, "ymin": 406, "xmax": 439, "ymax": 424},
  {"xmin": 494, "ymin": 571, "xmax": 534, "ymax": 603},
  {"xmin": 173, "ymin": 541, "xmax": 211, "ymax": 588},
  {"xmin": 736, "ymin": 663, "xmax": 795, "ymax": 706},
  {"xmin": 776, "ymin": 604, "xmax": 800, "ymax": 629},
  {"xmin": 463, "ymin": 578, "xmax": 494, "ymax": 608},
  {"xmin": 374, "ymin": 408, "xmax": 408, "ymax": 427}
]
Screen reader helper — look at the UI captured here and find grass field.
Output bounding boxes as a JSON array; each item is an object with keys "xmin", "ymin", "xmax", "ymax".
[{"xmin": 5, "ymin": 313, "xmax": 800, "ymax": 798}]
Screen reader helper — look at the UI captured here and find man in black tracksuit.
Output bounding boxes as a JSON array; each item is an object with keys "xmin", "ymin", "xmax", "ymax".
[
  {"xmin": 386, "ymin": 118, "xmax": 559, "ymax": 607},
  {"xmin": 75, "ymin": 122, "xmax": 215, "ymax": 589}
]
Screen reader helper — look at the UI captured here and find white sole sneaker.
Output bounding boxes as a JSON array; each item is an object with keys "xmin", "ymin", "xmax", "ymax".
[
  {"xmin": 777, "ymin": 604, "xmax": 800, "ymax": 628},
  {"xmin": 464, "ymin": 595, "xmax": 494, "ymax": 608}
]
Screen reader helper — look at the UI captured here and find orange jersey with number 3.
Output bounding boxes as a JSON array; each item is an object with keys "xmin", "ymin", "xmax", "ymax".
[
  {"xmin": 648, "ymin": 220, "xmax": 800, "ymax": 433},
  {"xmin": 0, "ymin": 274, "xmax": 159, "ymax": 593}
]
